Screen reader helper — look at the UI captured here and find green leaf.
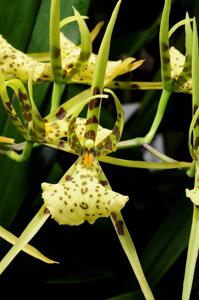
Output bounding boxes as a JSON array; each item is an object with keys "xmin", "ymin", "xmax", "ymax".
[
  {"xmin": 0, "ymin": 0, "xmax": 40, "ymax": 49},
  {"xmin": 159, "ymin": 0, "xmax": 172, "ymax": 90}
]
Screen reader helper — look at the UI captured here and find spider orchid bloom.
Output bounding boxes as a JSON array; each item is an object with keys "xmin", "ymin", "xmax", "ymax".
[
  {"xmin": 0, "ymin": 71, "xmax": 112, "ymax": 159},
  {"xmin": 42, "ymin": 86, "xmax": 128, "ymax": 226},
  {"xmin": 0, "ymin": 88, "xmax": 128, "ymax": 272},
  {"xmin": 0, "ymin": 14, "xmax": 143, "ymax": 85},
  {"xmin": 160, "ymin": 0, "xmax": 193, "ymax": 92}
]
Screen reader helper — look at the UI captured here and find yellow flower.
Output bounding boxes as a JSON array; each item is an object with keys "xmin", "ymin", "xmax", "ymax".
[{"xmin": 0, "ymin": 33, "xmax": 143, "ymax": 84}]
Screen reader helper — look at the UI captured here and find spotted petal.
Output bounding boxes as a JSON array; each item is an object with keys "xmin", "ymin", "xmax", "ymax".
[
  {"xmin": 170, "ymin": 47, "xmax": 192, "ymax": 91},
  {"xmin": 42, "ymin": 157, "xmax": 128, "ymax": 225},
  {"xmin": 0, "ymin": 33, "xmax": 141, "ymax": 85},
  {"xmin": 0, "ymin": 35, "xmax": 50, "ymax": 81}
]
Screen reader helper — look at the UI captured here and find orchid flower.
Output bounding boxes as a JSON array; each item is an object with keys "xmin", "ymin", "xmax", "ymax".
[
  {"xmin": 0, "ymin": 16, "xmax": 143, "ymax": 85},
  {"xmin": 160, "ymin": 0, "xmax": 193, "ymax": 93}
]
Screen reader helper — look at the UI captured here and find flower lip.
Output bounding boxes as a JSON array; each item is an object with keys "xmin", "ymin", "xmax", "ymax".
[{"xmin": 41, "ymin": 158, "xmax": 128, "ymax": 226}]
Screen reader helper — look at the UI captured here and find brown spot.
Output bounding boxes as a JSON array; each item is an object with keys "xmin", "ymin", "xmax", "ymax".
[
  {"xmin": 80, "ymin": 175, "xmax": 86, "ymax": 178},
  {"xmin": 84, "ymin": 130, "xmax": 96, "ymax": 141},
  {"xmin": 58, "ymin": 141, "xmax": 65, "ymax": 148},
  {"xmin": 56, "ymin": 107, "xmax": 66, "ymax": 120},
  {"xmin": 65, "ymin": 175, "xmax": 73, "ymax": 181},
  {"xmin": 99, "ymin": 180, "xmax": 108, "ymax": 186},
  {"xmin": 113, "ymin": 126, "xmax": 120, "ymax": 139},
  {"xmin": 114, "ymin": 82, "xmax": 120, "ymax": 87},
  {"xmin": 26, "ymin": 113, "xmax": 32, "ymax": 121},
  {"xmin": 104, "ymin": 136, "xmax": 112, "ymax": 150},
  {"xmin": 18, "ymin": 89, "xmax": 27, "ymax": 101},
  {"xmin": 130, "ymin": 83, "xmax": 140, "ymax": 89},
  {"xmin": 80, "ymin": 202, "xmax": 89, "ymax": 209},
  {"xmin": 162, "ymin": 43, "xmax": 169, "ymax": 52},
  {"xmin": 111, "ymin": 213, "xmax": 124, "ymax": 235},
  {"xmin": 116, "ymin": 220, "xmax": 124, "ymax": 235},
  {"xmin": 93, "ymin": 87, "xmax": 100, "ymax": 95},
  {"xmin": 5, "ymin": 101, "xmax": 12, "ymax": 111},
  {"xmin": 86, "ymin": 115, "xmax": 99, "ymax": 125},
  {"xmin": 88, "ymin": 98, "xmax": 100, "ymax": 110},
  {"xmin": 67, "ymin": 63, "xmax": 74, "ymax": 69},
  {"xmin": 81, "ymin": 187, "xmax": 88, "ymax": 194},
  {"xmin": 111, "ymin": 212, "xmax": 117, "ymax": 221},
  {"xmin": 44, "ymin": 207, "xmax": 50, "ymax": 214},
  {"xmin": 51, "ymin": 46, "xmax": 60, "ymax": 59},
  {"xmin": 163, "ymin": 56, "xmax": 170, "ymax": 64}
]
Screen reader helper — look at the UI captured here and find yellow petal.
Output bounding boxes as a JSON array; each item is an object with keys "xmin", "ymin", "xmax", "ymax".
[
  {"xmin": 0, "ymin": 35, "xmax": 51, "ymax": 81},
  {"xmin": 0, "ymin": 136, "xmax": 14, "ymax": 144},
  {"xmin": 0, "ymin": 226, "xmax": 57, "ymax": 264},
  {"xmin": 169, "ymin": 46, "xmax": 185, "ymax": 80},
  {"xmin": 42, "ymin": 158, "xmax": 128, "ymax": 225},
  {"xmin": 186, "ymin": 188, "xmax": 199, "ymax": 205}
]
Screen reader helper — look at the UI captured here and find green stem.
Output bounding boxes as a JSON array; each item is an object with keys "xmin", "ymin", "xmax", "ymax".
[
  {"xmin": 186, "ymin": 161, "xmax": 195, "ymax": 178},
  {"xmin": 144, "ymin": 89, "xmax": 171, "ymax": 143},
  {"xmin": 111, "ymin": 212, "xmax": 155, "ymax": 300},
  {"xmin": 182, "ymin": 205, "xmax": 199, "ymax": 300},
  {"xmin": 50, "ymin": 82, "xmax": 63, "ymax": 112},
  {"xmin": 159, "ymin": 0, "xmax": 172, "ymax": 90},
  {"xmin": 50, "ymin": 0, "xmax": 63, "ymax": 82},
  {"xmin": 49, "ymin": 0, "xmax": 64, "ymax": 112},
  {"xmin": 99, "ymin": 155, "xmax": 191, "ymax": 170},
  {"xmin": 142, "ymin": 143, "xmax": 177, "ymax": 162}
]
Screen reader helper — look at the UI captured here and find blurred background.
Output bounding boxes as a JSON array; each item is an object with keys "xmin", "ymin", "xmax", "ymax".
[{"xmin": 0, "ymin": 0, "xmax": 198, "ymax": 299}]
